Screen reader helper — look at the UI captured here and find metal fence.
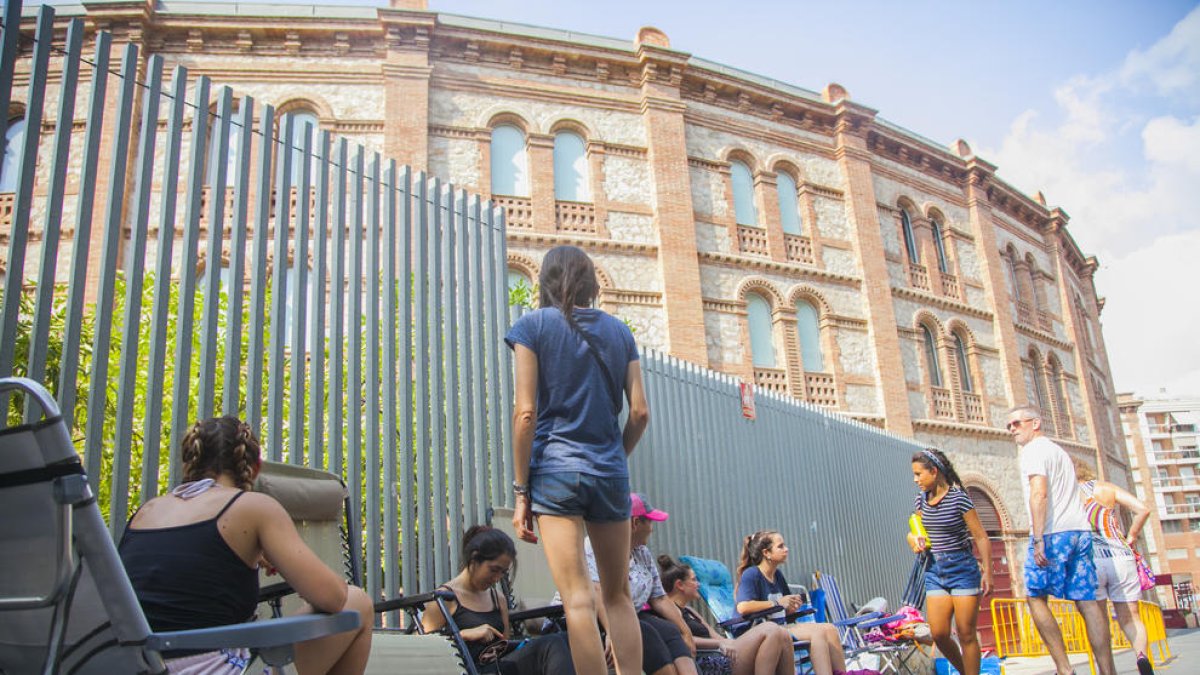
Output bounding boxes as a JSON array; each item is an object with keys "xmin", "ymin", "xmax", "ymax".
[
  {"xmin": 1, "ymin": 0, "xmax": 922, "ymax": 610},
  {"xmin": 631, "ymin": 350, "xmax": 922, "ymax": 603}
]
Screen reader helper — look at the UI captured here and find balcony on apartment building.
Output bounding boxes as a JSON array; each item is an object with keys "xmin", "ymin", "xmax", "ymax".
[
  {"xmin": 1152, "ymin": 475, "xmax": 1200, "ymax": 492},
  {"xmin": 1149, "ymin": 422, "xmax": 1199, "ymax": 439},
  {"xmin": 1159, "ymin": 501, "xmax": 1200, "ymax": 520},
  {"xmin": 1148, "ymin": 448, "xmax": 1200, "ymax": 465}
]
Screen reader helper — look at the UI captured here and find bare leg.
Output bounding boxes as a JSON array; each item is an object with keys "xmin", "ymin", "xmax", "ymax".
[
  {"xmin": 1114, "ymin": 601, "xmax": 1149, "ymax": 656},
  {"xmin": 926, "ymin": 596, "xmax": 964, "ymax": 675},
  {"xmin": 538, "ymin": 514, "xmax": 607, "ymax": 675},
  {"xmin": 788, "ymin": 623, "xmax": 843, "ymax": 675},
  {"xmin": 586, "ymin": 519, "xmax": 643, "ymax": 675},
  {"xmin": 951, "ymin": 595, "xmax": 982, "ymax": 675},
  {"xmin": 293, "ymin": 585, "xmax": 374, "ymax": 675},
  {"xmin": 1027, "ymin": 596, "xmax": 1073, "ymax": 675},
  {"xmin": 728, "ymin": 623, "xmax": 774, "ymax": 675},
  {"xmin": 821, "ymin": 623, "xmax": 846, "ymax": 672},
  {"xmin": 673, "ymin": 656, "xmax": 699, "ymax": 675},
  {"xmin": 1076, "ymin": 600, "xmax": 1116, "ymax": 675}
]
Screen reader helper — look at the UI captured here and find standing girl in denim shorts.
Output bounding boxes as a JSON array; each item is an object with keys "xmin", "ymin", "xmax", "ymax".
[
  {"xmin": 908, "ymin": 448, "xmax": 992, "ymax": 675},
  {"xmin": 506, "ymin": 245, "xmax": 650, "ymax": 675}
]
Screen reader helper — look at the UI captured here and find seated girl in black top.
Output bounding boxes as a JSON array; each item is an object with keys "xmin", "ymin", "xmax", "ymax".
[
  {"xmin": 422, "ymin": 526, "xmax": 575, "ymax": 675},
  {"xmin": 659, "ymin": 556, "xmax": 794, "ymax": 675},
  {"xmin": 118, "ymin": 417, "xmax": 373, "ymax": 674},
  {"xmin": 733, "ymin": 531, "xmax": 846, "ymax": 675}
]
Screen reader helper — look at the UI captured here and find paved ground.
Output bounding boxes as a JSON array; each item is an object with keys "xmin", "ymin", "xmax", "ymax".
[{"xmin": 997, "ymin": 627, "xmax": 1198, "ymax": 675}]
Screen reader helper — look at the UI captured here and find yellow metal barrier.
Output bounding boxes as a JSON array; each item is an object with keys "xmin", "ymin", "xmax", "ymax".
[{"xmin": 991, "ymin": 599, "xmax": 1171, "ymax": 674}]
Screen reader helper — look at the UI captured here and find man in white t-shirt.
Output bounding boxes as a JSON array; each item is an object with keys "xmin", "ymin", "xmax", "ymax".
[{"xmin": 1010, "ymin": 405, "xmax": 1115, "ymax": 675}]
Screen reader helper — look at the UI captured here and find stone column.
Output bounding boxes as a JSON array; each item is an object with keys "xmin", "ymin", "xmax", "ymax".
[
  {"xmin": 756, "ymin": 171, "xmax": 787, "ymax": 262},
  {"xmin": 526, "ymin": 133, "xmax": 556, "ymax": 233},
  {"xmin": 963, "ymin": 155, "xmax": 1027, "ymax": 409},
  {"xmin": 636, "ymin": 30, "xmax": 708, "ymax": 366},
  {"xmin": 379, "ymin": 8, "xmax": 434, "ymax": 170},
  {"xmin": 831, "ymin": 96, "xmax": 913, "ymax": 435}
]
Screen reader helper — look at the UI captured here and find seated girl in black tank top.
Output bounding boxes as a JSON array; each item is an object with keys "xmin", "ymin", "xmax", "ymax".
[
  {"xmin": 421, "ymin": 526, "xmax": 575, "ymax": 675},
  {"xmin": 117, "ymin": 416, "xmax": 375, "ymax": 675}
]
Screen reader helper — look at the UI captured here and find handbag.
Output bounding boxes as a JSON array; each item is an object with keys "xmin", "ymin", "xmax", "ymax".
[{"xmin": 1133, "ymin": 550, "xmax": 1156, "ymax": 591}]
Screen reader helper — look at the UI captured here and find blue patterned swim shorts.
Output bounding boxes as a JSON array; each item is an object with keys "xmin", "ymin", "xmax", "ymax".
[{"xmin": 1024, "ymin": 530, "xmax": 1097, "ymax": 601}]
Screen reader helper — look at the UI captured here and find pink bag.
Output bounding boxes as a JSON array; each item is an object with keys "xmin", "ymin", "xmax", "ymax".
[{"xmin": 1134, "ymin": 550, "xmax": 1156, "ymax": 591}]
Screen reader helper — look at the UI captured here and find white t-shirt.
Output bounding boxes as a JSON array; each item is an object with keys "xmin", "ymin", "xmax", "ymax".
[{"xmin": 1019, "ymin": 435, "xmax": 1089, "ymax": 534}]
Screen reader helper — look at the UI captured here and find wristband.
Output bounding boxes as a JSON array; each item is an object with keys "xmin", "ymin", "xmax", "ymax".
[{"xmin": 512, "ymin": 481, "xmax": 530, "ymax": 496}]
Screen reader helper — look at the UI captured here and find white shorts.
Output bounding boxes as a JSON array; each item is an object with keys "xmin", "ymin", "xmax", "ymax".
[{"xmin": 1094, "ymin": 554, "xmax": 1141, "ymax": 603}]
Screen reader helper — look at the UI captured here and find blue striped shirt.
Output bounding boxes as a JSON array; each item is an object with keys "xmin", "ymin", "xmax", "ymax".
[{"xmin": 914, "ymin": 486, "xmax": 975, "ymax": 553}]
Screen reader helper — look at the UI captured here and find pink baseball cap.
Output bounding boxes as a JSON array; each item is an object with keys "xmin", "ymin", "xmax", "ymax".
[{"xmin": 630, "ymin": 493, "xmax": 669, "ymax": 521}]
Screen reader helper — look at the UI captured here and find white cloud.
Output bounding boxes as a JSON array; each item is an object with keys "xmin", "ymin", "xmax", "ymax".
[{"xmin": 978, "ymin": 6, "xmax": 1200, "ymax": 398}]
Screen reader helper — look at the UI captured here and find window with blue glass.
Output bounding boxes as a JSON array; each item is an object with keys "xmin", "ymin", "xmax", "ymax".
[
  {"xmin": 900, "ymin": 209, "xmax": 918, "ymax": 263},
  {"xmin": 1, "ymin": 117, "xmax": 26, "ymax": 193},
  {"xmin": 776, "ymin": 171, "xmax": 802, "ymax": 235},
  {"xmin": 795, "ymin": 299, "xmax": 824, "ymax": 372},
  {"xmin": 746, "ymin": 293, "xmax": 775, "ymax": 367},
  {"xmin": 931, "ymin": 219, "xmax": 949, "ymax": 273},
  {"xmin": 731, "ymin": 160, "xmax": 758, "ymax": 226},
  {"xmin": 490, "ymin": 125, "xmax": 529, "ymax": 197},
  {"xmin": 553, "ymin": 131, "xmax": 589, "ymax": 201},
  {"xmin": 954, "ymin": 333, "xmax": 972, "ymax": 392},
  {"xmin": 921, "ymin": 325, "xmax": 942, "ymax": 387}
]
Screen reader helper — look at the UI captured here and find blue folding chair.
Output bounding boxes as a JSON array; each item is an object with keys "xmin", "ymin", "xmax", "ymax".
[
  {"xmin": 814, "ymin": 570, "xmax": 915, "ymax": 674},
  {"xmin": 682, "ymin": 556, "xmax": 813, "ymax": 673}
]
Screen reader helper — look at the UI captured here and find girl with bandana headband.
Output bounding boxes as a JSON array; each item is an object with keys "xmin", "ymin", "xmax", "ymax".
[{"xmin": 909, "ymin": 448, "xmax": 992, "ymax": 675}]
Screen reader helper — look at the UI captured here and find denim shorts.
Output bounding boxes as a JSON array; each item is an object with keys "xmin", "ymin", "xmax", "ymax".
[
  {"xmin": 925, "ymin": 549, "xmax": 982, "ymax": 596},
  {"xmin": 529, "ymin": 472, "xmax": 630, "ymax": 522},
  {"xmin": 1024, "ymin": 530, "xmax": 1097, "ymax": 601}
]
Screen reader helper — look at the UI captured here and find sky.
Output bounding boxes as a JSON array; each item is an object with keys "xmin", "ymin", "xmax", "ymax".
[{"xmin": 34, "ymin": 0, "xmax": 1200, "ymax": 398}]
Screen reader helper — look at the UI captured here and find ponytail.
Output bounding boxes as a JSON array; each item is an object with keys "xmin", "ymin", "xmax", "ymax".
[{"xmin": 734, "ymin": 530, "xmax": 778, "ymax": 591}]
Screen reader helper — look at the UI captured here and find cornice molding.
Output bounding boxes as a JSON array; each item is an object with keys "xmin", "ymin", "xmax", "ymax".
[
  {"xmin": 697, "ymin": 251, "xmax": 862, "ymax": 288},
  {"xmin": 1014, "ymin": 323, "xmax": 1075, "ymax": 353},
  {"xmin": 507, "ymin": 231, "xmax": 657, "ymax": 255},
  {"xmin": 913, "ymin": 419, "xmax": 1009, "ymax": 439},
  {"xmin": 891, "ymin": 286, "xmax": 993, "ymax": 320}
]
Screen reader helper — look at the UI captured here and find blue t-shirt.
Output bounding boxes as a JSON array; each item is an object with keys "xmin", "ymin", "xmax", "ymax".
[
  {"xmin": 505, "ymin": 307, "xmax": 638, "ymax": 478},
  {"xmin": 735, "ymin": 566, "xmax": 789, "ymax": 621}
]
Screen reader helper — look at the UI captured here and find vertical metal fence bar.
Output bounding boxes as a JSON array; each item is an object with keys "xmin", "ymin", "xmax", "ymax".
[
  {"xmin": 365, "ymin": 153, "xmax": 382, "ymax": 602},
  {"xmin": 25, "ymin": 18, "xmax": 82, "ymax": 393},
  {"xmin": 55, "ymin": 31, "xmax": 110, "ymax": 429},
  {"xmin": 466, "ymin": 196, "xmax": 486, "ymax": 525},
  {"xmin": 413, "ymin": 172, "xmax": 431, "ymax": 592},
  {"xmin": 309, "ymin": 130, "xmax": 331, "ymax": 468},
  {"xmin": 0, "ymin": 0, "xmax": 24, "ymax": 149},
  {"xmin": 455, "ymin": 189, "xmax": 475, "ymax": 528},
  {"xmin": 196, "ymin": 87, "xmax": 233, "ymax": 419},
  {"xmin": 328, "ymin": 137, "xmax": 347, "ymax": 477},
  {"xmin": 222, "ymin": 98, "xmax": 255, "ymax": 417},
  {"xmin": 482, "ymin": 204, "xmax": 502, "ymax": 512},
  {"xmin": 109, "ymin": 54, "xmax": 162, "ymax": 533},
  {"xmin": 493, "ymin": 206, "xmax": 514, "ymax": 508},
  {"xmin": 397, "ymin": 165, "xmax": 415, "ymax": 598},
  {"xmin": 166, "ymin": 75, "xmax": 211, "ymax": 483},
  {"xmin": 382, "ymin": 158, "xmax": 399, "ymax": 616},
  {"xmin": 429, "ymin": 178, "xmax": 448, "ymax": 582},
  {"xmin": 346, "ymin": 147, "xmax": 365, "ymax": 578},
  {"xmin": 0, "ymin": 5, "xmax": 51, "ymax": 395},
  {"xmin": 140, "ymin": 65, "xmax": 188, "ymax": 501},
  {"xmin": 81, "ymin": 42, "xmax": 138, "ymax": 492},
  {"xmin": 444, "ymin": 187, "xmax": 463, "ymax": 568},
  {"xmin": 244, "ymin": 104, "xmax": 275, "ymax": 436},
  {"xmin": 288, "ymin": 121, "xmax": 312, "ymax": 465},
  {"xmin": 265, "ymin": 113, "xmax": 293, "ymax": 462}
]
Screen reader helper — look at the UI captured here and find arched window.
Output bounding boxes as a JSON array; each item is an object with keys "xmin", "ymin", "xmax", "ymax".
[
  {"xmin": 1, "ymin": 117, "xmax": 26, "ymax": 193},
  {"xmin": 1029, "ymin": 352, "xmax": 1053, "ymax": 434},
  {"xmin": 490, "ymin": 125, "xmax": 528, "ymax": 197},
  {"xmin": 207, "ymin": 111, "xmax": 243, "ymax": 186},
  {"xmin": 776, "ymin": 171, "xmax": 802, "ymax": 235},
  {"xmin": 921, "ymin": 325, "xmax": 943, "ymax": 387},
  {"xmin": 900, "ymin": 209, "xmax": 918, "ymax": 263},
  {"xmin": 931, "ymin": 219, "xmax": 949, "ymax": 273},
  {"xmin": 795, "ymin": 299, "xmax": 824, "ymax": 372},
  {"xmin": 284, "ymin": 265, "xmax": 314, "ymax": 349},
  {"xmin": 507, "ymin": 268, "xmax": 531, "ymax": 291},
  {"xmin": 285, "ymin": 110, "xmax": 320, "ymax": 187},
  {"xmin": 1005, "ymin": 250, "xmax": 1021, "ymax": 300},
  {"xmin": 731, "ymin": 160, "xmax": 757, "ymax": 226},
  {"xmin": 1049, "ymin": 358, "xmax": 1070, "ymax": 432},
  {"xmin": 746, "ymin": 293, "xmax": 775, "ymax": 367},
  {"xmin": 552, "ymin": 131, "xmax": 589, "ymax": 201},
  {"xmin": 954, "ymin": 333, "xmax": 973, "ymax": 392}
]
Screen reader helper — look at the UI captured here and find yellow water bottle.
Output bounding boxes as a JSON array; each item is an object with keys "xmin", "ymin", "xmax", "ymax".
[{"xmin": 909, "ymin": 514, "xmax": 930, "ymax": 549}]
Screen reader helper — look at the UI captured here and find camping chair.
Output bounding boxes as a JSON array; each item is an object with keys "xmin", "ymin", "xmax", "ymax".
[
  {"xmin": 0, "ymin": 377, "xmax": 359, "ymax": 674},
  {"xmin": 680, "ymin": 556, "xmax": 813, "ymax": 673},
  {"xmin": 813, "ymin": 570, "xmax": 913, "ymax": 675},
  {"xmin": 251, "ymin": 460, "xmax": 474, "ymax": 675}
]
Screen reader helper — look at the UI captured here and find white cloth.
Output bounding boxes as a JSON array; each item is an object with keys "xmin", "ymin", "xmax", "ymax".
[
  {"xmin": 1095, "ymin": 556, "xmax": 1141, "ymax": 603},
  {"xmin": 1019, "ymin": 436, "xmax": 1089, "ymax": 534}
]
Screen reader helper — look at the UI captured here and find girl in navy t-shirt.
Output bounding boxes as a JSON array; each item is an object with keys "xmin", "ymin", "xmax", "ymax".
[
  {"xmin": 505, "ymin": 245, "xmax": 650, "ymax": 675},
  {"xmin": 734, "ymin": 530, "xmax": 846, "ymax": 675},
  {"xmin": 909, "ymin": 448, "xmax": 992, "ymax": 675}
]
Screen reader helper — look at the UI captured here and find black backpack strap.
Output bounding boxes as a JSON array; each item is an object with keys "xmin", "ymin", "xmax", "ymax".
[{"xmin": 576, "ymin": 326, "xmax": 622, "ymax": 413}]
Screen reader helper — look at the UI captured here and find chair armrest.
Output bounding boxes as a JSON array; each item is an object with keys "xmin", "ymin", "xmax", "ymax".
[
  {"xmin": 258, "ymin": 581, "xmax": 294, "ymax": 605},
  {"xmin": 856, "ymin": 613, "xmax": 905, "ymax": 630},
  {"xmin": 717, "ymin": 604, "xmax": 782, "ymax": 631},
  {"xmin": 833, "ymin": 612, "xmax": 884, "ymax": 627},
  {"xmin": 783, "ymin": 607, "xmax": 816, "ymax": 622},
  {"xmin": 146, "ymin": 611, "xmax": 359, "ymax": 653},
  {"xmin": 374, "ymin": 589, "xmax": 455, "ymax": 614},
  {"xmin": 509, "ymin": 604, "xmax": 565, "ymax": 625}
]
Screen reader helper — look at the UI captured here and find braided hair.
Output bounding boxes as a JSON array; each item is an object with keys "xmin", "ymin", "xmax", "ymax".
[
  {"xmin": 180, "ymin": 417, "xmax": 262, "ymax": 490},
  {"xmin": 734, "ymin": 530, "xmax": 780, "ymax": 591},
  {"xmin": 911, "ymin": 447, "xmax": 963, "ymax": 489},
  {"xmin": 537, "ymin": 245, "xmax": 599, "ymax": 333}
]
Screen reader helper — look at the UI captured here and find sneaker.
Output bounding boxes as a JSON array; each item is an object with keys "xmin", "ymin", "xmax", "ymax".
[{"xmin": 1136, "ymin": 653, "xmax": 1154, "ymax": 675}]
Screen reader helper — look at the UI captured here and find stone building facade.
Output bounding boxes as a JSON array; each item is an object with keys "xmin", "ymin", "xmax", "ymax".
[{"xmin": 4, "ymin": 0, "xmax": 1131, "ymax": 593}]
